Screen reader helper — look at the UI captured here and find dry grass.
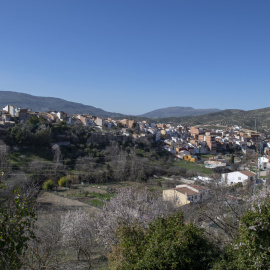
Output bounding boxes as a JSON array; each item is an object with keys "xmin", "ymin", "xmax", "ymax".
[{"xmin": 37, "ymin": 191, "xmax": 99, "ymax": 215}]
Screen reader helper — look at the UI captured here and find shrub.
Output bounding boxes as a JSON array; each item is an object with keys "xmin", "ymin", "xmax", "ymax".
[
  {"xmin": 42, "ymin": 180, "xmax": 55, "ymax": 191},
  {"xmin": 90, "ymin": 199, "xmax": 104, "ymax": 208},
  {"xmin": 58, "ymin": 177, "xmax": 72, "ymax": 187},
  {"xmin": 109, "ymin": 211, "xmax": 217, "ymax": 270},
  {"xmin": 0, "ymin": 184, "xmax": 36, "ymax": 269}
]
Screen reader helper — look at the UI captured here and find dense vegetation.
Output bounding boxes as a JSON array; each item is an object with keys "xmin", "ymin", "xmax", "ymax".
[
  {"xmin": 3, "ymin": 117, "xmax": 212, "ymax": 187},
  {"xmin": 106, "ymin": 193, "xmax": 270, "ymax": 270},
  {"xmin": 109, "ymin": 211, "xmax": 217, "ymax": 269},
  {"xmin": 0, "ymin": 183, "xmax": 36, "ymax": 269}
]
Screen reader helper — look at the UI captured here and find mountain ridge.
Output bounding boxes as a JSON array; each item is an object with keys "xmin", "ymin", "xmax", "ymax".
[
  {"xmin": 140, "ymin": 106, "xmax": 221, "ymax": 118},
  {"xmin": 155, "ymin": 108, "xmax": 270, "ymax": 133},
  {"xmin": 1, "ymin": 91, "xmax": 270, "ymax": 133},
  {"xmin": 0, "ymin": 91, "xmax": 221, "ymax": 118},
  {"xmin": 0, "ymin": 91, "xmax": 124, "ymax": 118}
]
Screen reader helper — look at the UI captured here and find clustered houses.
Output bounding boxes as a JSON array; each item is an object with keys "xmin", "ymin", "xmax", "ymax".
[
  {"xmin": 0, "ymin": 105, "xmax": 119, "ymax": 129},
  {"xmin": 2, "ymin": 105, "xmax": 270, "ymax": 157},
  {"xmin": 0, "ymin": 105, "xmax": 33, "ymax": 126},
  {"xmin": 2, "ymin": 104, "xmax": 270, "ymax": 184},
  {"xmin": 140, "ymin": 123, "xmax": 269, "ymax": 166}
]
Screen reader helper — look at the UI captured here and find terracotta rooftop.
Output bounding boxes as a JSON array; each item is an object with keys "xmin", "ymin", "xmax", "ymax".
[
  {"xmin": 174, "ymin": 187, "xmax": 198, "ymax": 196},
  {"xmin": 241, "ymin": 170, "xmax": 255, "ymax": 177}
]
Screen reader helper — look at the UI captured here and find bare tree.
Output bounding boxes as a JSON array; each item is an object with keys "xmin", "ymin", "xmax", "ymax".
[
  {"xmin": 110, "ymin": 150, "xmax": 129, "ymax": 181},
  {"xmin": 0, "ymin": 146, "xmax": 11, "ymax": 181},
  {"xmin": 75, "ymin": 156, "xmax": 97, "ymax": 172},
  {"xmin": 24, "ymin": 215, "xmax": 62, "ymax": 270},
  {"xmin": 104, "ymin": 141, "xmax": 121, "ymax": 161},
  {"xmin": 196, "ymin": 181, "xmax": 252, "ymax": 247},
  {"xmin": 128, "ymin": 154, "xmax": 149, "ymax": 181},
  {"xmin": 52, "ymin": 144, "xmax": 62, "ymax": 164}
]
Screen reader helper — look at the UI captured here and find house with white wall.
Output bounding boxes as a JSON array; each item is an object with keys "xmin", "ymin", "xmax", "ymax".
[
  {"xmin": 56, "ymin": 111, "xmax": 67, "ymax": 121},
  {"xmin": 258, "ymin": 157, "xmax": 270, "ymax": 170},
  {"xmin": 3, "ymin": 105, "xmax": 19, "ymax": 117},
  {"xmin": 221, "ymin": 170, "xmax": 255, "ymax": 185},
  {"xmin": 94, "ymin": 117, "xmax": 103, "ymax": 126}
]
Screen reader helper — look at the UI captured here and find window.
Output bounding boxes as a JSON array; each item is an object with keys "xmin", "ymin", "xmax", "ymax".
[{"xmin": 238, "ymin": 177, "xmax": 241, "ymax": 180}]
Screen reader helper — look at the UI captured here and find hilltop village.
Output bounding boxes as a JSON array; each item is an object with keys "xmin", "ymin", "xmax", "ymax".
[
  {"xmin": 1, "ymin": 104, "xmax": 270, "ymax": 208},
  {"xmin": 1, "ymin": 104, "xmax": 270, "ymax": 185},
  {"xmin": 1, "ymin": 104, "xmax": 270, "ymax": 269}
]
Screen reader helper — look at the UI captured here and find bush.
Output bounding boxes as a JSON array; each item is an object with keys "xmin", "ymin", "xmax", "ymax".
[
  {"xmin": 58, "ymin": 177, "xmax": 72, "ymax": 187},
  {"xmin": 0, "ymin": 184, "xmax": 36, "ymax": 269},
  {"xmin": 90, "ymin": 199, "xmax": 104, "ymax": 208},
  {"xmin": 109, "ymin": 211, "xmax": 218, "ymax": 270},
  {"xmin": 42, "ymin": 180, "xmax": 55, "ymax": 191}
]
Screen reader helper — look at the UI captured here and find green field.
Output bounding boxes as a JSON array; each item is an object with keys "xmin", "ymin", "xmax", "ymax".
[
  {"xmin": 175, "ymin": 160, "xmax": 213, "ymax": 175},
  {"xmin": 9, "ymin": 147, "xmax": 53, "ymax": 168}
]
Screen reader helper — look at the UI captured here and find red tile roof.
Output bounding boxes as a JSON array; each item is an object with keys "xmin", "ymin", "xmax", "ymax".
[
  {"xmin": 241, "ymin": 170, "xmax": 255, "ymax": 177},
  {"xmin": 174, "ymin": 187, "xmax": 197, "ymax": 196}
]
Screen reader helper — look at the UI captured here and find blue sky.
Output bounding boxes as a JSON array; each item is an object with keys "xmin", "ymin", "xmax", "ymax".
[{"xmin": 0, "ymin": 0, "xmax": 269, "ymax": 115}]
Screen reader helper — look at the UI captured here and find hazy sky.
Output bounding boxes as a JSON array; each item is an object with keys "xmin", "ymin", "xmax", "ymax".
[{"xmin": 0, "ymin": 0, "xmax": 269, "ymax": 115}]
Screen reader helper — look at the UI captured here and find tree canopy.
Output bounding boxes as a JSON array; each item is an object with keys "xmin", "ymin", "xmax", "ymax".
[
  {"xmin": 109, "ymin": 211, "xmax": 217, "ymax": 270},
  {"xmin": 0, "ymin": 183, "xmax": 36, "ymax": 269}
]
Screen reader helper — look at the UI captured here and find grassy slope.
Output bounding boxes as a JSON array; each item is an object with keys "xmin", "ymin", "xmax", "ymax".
[{"xmin": 175, "ymin": 160, "xmax": 213, "ymax": 175}]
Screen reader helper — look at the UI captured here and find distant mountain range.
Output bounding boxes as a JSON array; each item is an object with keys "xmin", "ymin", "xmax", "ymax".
[
  {"xmin": 155, "ymin": 108, "xmax": 270, "ymax": 134},
  {"xmin": 1, "ymin": 91, "xmax": 269, "ymax": 133},
  {"xmin": 0, "ymin": 91, "xmax": 124, "ymax": 118},
  {"xmin": 140, "ymin": 106, "xmax": 221, "ymax": 118},
  {"xmin": 0, "ymin": 91, "xmax": 220, "ymax": 118}
]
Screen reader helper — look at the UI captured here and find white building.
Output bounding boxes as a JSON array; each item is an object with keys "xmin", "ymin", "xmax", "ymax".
[
  {"xmin": 94, "ymin": 117, "xmax": 103, "ymax": 126},
  {"xmin": 258, "ymin": 157, "xmax": 270, "ymax": 170},
  {"xmin": 3, "ymin": 105, "xmax": 18, "ymax": 117},
  {"xmin": 221, "ymin": 170, "xmax": 255, "ymax": 185}
]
